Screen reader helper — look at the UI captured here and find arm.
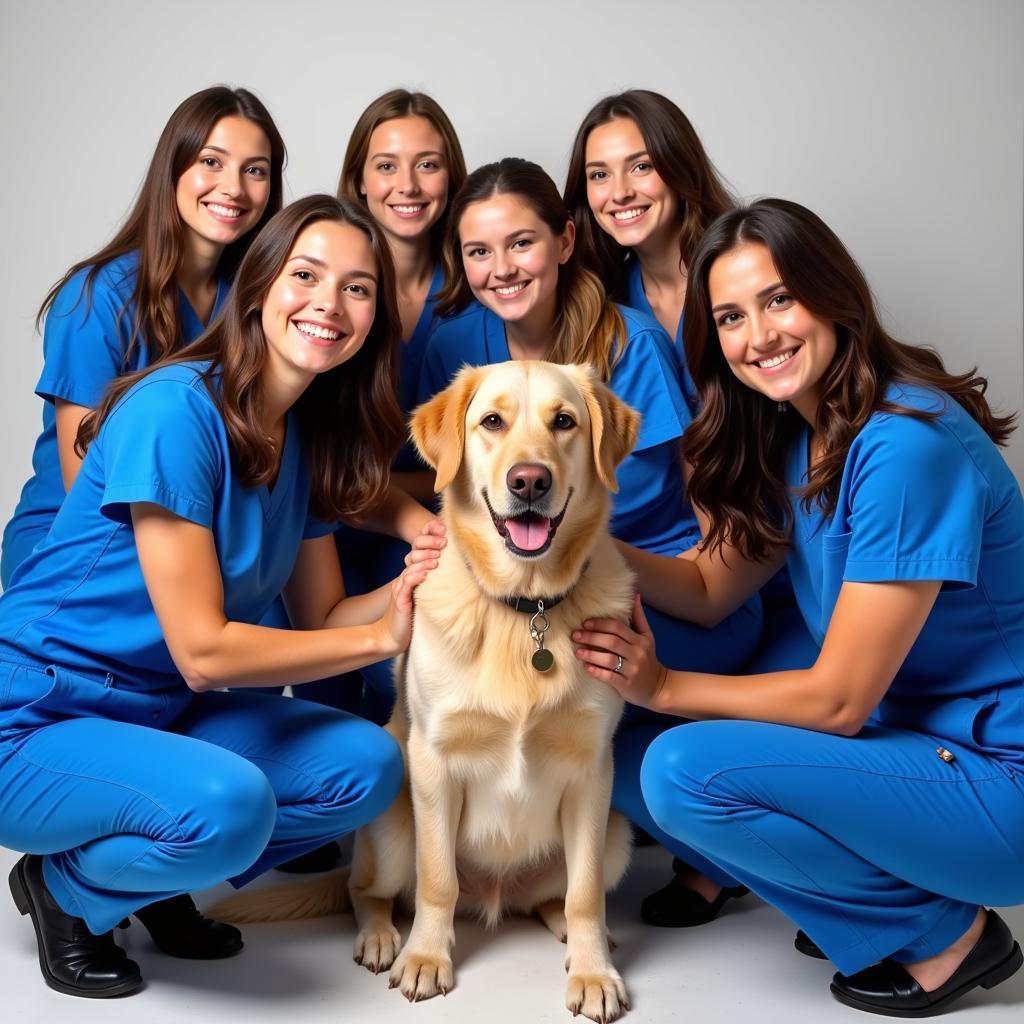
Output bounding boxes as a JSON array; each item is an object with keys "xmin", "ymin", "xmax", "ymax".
[
  {"xmin": 132, "ymin": 504, "xmax": 442, "ymax": 692},
  {"xmin": 390, "ymin": 469, "xmax": 438, "ymax": 505},
  {"xmin": 575, "ymin": 579, "xmax": 941, "ymax": 735},
  {"xmin": 55, "ymin": 399, "xmax": 90, "ymax": 491},
  {"xmin": 344, "ymin": 481, "xmax": 435, "ymax": 542}
]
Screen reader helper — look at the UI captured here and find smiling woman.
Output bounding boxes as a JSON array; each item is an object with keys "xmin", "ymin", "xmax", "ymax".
[
  {"xmin": 1, "ymin": 86, "xmax": 286, "ymax": 590},
  {"xmin": 0, "ymin": 194, "xmax": 444, "ymax": 1000}
]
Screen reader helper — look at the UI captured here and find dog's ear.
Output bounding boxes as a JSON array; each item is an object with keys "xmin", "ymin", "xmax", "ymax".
[
  {"xmin": 410, "ymin": 365, "xmax": 487, "ymax": 492},
  {"xmin": 577, "ymin": 368, "xmax": 641, "ymax": 493}
]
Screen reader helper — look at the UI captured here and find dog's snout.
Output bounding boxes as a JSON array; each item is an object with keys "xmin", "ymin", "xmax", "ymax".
[{"xmin": 506, "ymin": 462, "xmax": 552, "ymax": 503}]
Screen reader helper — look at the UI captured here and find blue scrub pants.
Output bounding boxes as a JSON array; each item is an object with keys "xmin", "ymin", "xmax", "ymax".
[
  {"xmin": 0, "ymin": 658, "xmax": 403, "ymax": 936},
  {"xmin": 639, "ymin": 719, "xmax": 1024, "ymax": 975}
]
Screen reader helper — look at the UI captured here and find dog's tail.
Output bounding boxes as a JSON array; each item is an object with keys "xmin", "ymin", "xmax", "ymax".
[{"xmin": 206, "ymin": 867, "xmax": 351, "ymax": 923}]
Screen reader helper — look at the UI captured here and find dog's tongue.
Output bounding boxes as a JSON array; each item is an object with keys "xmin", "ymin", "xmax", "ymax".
[{"xmin": 506, "ymin": 513, "xmax": 551, "ymax": 552}]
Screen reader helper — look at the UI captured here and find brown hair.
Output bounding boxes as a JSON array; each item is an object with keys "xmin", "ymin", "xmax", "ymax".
[
  {"xmin": 435, "ymin": 158, "xmax": 626, "ymax": 382},
  {"xmin": 337, "ymin": 89, "xmax": 466, "ymax": 261},
  {"xmin": 564, "ymin": 89, "xmax": 733, "ymax": 298},
  {"xmin": 79, "ymin": 195, "xmax": 404, "ymax": 522},
  {"xmin": 37, "ymin": 86, "xmax": 286, "ymax": 369},
  {"xmin": 683, "ymin": 198, "xmax": 1016, "ymax": 560}
]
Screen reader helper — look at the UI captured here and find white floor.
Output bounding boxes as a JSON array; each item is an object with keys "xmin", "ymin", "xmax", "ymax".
[{"xmin": 2, "ymin": 843, "xmax": 1022, "ymax": 1024}]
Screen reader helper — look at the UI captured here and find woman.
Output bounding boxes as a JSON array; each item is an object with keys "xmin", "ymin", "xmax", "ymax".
[
  {"xmin": 2, "ymin": 85, "xmax": 285, "ymax": 588},
  {"xmin": 286, "ymin": 91, "xmax": 467, "ymax": 733},
  {"xmin": 0, "ymin": 194, "xmax": 442, "ymax": 998},
  {"xmin": 564, "ymin": 88, "xmax": 732, "ymax": 405},
  {"xmin": 418, "ymin": 157, "xmax": 764, "ymax": 879},
  {"xmin": 573, "ymin": 198, "xmax": 1024, "ymax": 1016}
]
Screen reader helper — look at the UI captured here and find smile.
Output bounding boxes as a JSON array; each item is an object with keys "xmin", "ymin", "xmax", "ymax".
[
  {"xmin": 483, "ymin": 487, "xmax": 573, "ymax": 559},
  {"xmin": 493, "ymin": 281, "xmax": 529, "ymax": 298},
  {"xmin": 754, "ymin": 349, "xmax": 797, "ymax": 370},
  {"xmin": 204, "ymin": 202, "xmax": 245, "ymax": 220},
  {"xmin": 390, "ymin": 203, "xmax": 428, "ymax": 216},
  {"xmin": 611, "ymin": 206, "xmax": 650, "ymax": 222},
  {"xmin": 294, "ymin": 320, "xmax": 341, "ymax": 343}
]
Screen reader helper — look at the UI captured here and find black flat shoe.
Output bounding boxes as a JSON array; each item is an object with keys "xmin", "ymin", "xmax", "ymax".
[
  {"xmin": 830, "ymin": 910, "xmax": 1023, "ymax": 1017},
  {"xmin": 275, "ymin": 840, "xmax": 342, "ymax": 874},
  {"xmin": 9, "ymin": 854, "xmax": 143, "ymax": 998},
  {"xmin": 126, "ymin": 893, "xmax": 243, "ymax": 959},
  {"xmin": 640, "ymin": 858, "xmax": 749, "ymax": 928},
  {"xmin": 796, "ymin": 929, "xmax": 827, "ymax": 959}
]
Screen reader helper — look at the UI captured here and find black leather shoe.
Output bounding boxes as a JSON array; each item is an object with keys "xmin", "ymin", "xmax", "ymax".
[
  {"xmin": 128, "ymin": 894, "xmax": 243, "ymax": 959},
  {"xmin": 275, "ymin": 840, "xmax": 342, "ymax": 874},
  {"xmin": 830, "ymin": 910, "xmax": 1023, "ymax": 1017},
  {"xmin": 795, "ymin": 929, "xmax": 827, "ymax": 959},
  {"xmin": 9, "ymin": 854, "xmax": 143, "ymax": 998},
  {"xmin": 640, "ymin": 857, "xmax": 749, "ymax": 927}
]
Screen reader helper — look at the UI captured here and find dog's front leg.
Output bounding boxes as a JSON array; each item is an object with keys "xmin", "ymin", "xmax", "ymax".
[
  {"xmin": 560, "ymin": 755, "xmax": 629, "ymax": 1023},
  {"xmin": 389, "ymin": 726, "xmax": 462, "ymax": 1002}
]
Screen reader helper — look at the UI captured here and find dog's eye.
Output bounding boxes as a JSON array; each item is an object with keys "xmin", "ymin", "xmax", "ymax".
[
  {"xmin": 481, "ymin": 413, "xmax": 504, "ymax": 431},
  {"xmin": 553, "ymin": 413, "xmax": 576, "ymax": 431}
]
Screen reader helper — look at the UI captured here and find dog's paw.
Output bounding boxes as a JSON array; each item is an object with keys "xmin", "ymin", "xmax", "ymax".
[
  {"xmin": 353, "ymin": 923, "xmax": 402, "ymax": 974},
  {"xmin": 565, "ymin": 966, "xmax": 629, "ymax": 1023},
  {"xmin": 388, "ymin": 948, "xmax": 454, "ymax": 1001}
]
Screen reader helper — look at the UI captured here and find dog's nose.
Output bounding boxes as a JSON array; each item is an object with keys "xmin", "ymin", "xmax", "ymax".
[{"xmin": 506, "ymin": 462, "xmax": 552, "ymax": 503}]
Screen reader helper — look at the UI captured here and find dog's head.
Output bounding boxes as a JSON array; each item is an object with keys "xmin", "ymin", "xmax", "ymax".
[{"xmin": 411, "ymin": 360, "xmax": 640, "ymax": 596}]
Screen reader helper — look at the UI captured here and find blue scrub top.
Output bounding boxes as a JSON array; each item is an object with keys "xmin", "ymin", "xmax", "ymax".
[
  {"xmin": 785, "ymin": 383, "xmax": 1024, "ymax": 761},
  {"xmin": 2, "ymin": 253, "xmax": 228, "ymax": 586},
  {"xmin": 419, "ymin": 302, "xmax": 699, "ymax": 555},
  {"xmin": 0, "ymin": 361, "xmax": 333, "ymax": 698},
  {"xmin": 394, "ymin": 264, "xmax": 445, "ymax": 472},
  {"xmin": 624, "ymin": 259, "xmax": 698, "ymax": 412}
]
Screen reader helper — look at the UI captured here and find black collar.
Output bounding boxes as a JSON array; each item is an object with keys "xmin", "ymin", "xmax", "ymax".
[{"xmin": 501, "ymin": 561, "xmax": 590, "ymax": 615}]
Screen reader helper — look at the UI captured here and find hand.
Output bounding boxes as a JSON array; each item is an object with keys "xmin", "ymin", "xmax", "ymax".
[
  {"xmin": 378, "ymin": 522, "xmax": 445, "ymax": 655},
  {"xmin": 573, "ymin": 594, "xmax": 669, "ymax": 711}
]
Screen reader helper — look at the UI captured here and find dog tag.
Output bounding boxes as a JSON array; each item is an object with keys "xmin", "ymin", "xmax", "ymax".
[{"xmin": 532, "ymin": 648, "xmax": 555, "ymax": 673}]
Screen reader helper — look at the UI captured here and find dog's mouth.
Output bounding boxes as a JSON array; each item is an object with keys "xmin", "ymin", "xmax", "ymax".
[{"xmin": 482, "ymin": 488, "xmax": 573, "ymax": 559}]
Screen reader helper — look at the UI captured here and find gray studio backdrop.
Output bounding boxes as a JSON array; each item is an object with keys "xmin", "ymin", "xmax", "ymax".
[{"xmin": 0, "ymin": 0, "xmax": 1021, "ymax": 546}]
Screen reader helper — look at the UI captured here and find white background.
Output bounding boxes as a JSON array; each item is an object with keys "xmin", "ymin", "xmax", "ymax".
[{"xmin": 1, "ymin": 0, "xmax": 1022, "ymax": 536}]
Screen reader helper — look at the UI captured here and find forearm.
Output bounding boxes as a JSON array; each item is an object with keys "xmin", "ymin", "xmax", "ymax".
[
  {"xmin": 616, "ymin": 541, "xmax": 719, "ymax": 626},
  {"xmin": 323, "ymin": 581, "xmax": 392, "ymax": 629},
  {"xmin": 653, "ymin": 662, "xmax": 856, "ymax": 735},
  {"xmin": 391, "ymin": 469, "xmax": 437, "ymax": 505},
  {"xmin": 347, "ymin": 482, "xmax": 433, "ymax": 542},
  {"xmin": 182, "ymin": 616, "xmax": 397, "ymax": 691}
]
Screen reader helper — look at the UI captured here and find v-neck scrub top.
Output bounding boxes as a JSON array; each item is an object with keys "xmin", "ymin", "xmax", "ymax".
[
  {"xmin": 0, "ymin": 361, "xmax": 332, "ymax": 703},
  {"xmin": 1, "ymin": 253, "xmax": 228, "ymax": 588}
]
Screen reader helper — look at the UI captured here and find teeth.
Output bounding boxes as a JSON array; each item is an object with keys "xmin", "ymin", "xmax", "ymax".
[
  {"xmin": 392, "ymin": 204, "xmax": 426, "ymax": 214},
  {"xmin": 757, "ymin": 350, "xmax": 796, "ymax": 369},
  {"xmin": 495, "ymin": 282, "xmax": 528, "ymax": 296},
  {"xmin": 613, "ymin": 208, "xmax": 648, "ymax": 221},
  {"xmin": 207, "ymin": 203, "xmax": 243, "ymax": 218},
  {"xmin": 295, "ymin": 321, "xmax": 340, "ymax": 341}
]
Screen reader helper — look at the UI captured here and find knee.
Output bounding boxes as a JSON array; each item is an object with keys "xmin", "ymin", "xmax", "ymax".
[
  {"xmin": 319, "ymin": 721, "xmax": 403, "ymax": 824},
  {"xmin": 184, "ymin": 761, "xmax": 277, "ymax": 879},
  {"xmin": 639, "ymin": 722, "xmax": 741, "ymax": 847}
]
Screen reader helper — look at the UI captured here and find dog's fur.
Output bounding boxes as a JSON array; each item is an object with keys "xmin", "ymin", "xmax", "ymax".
[{"xmin": 212, "ymin": 361, "xmax": 640, "ymax": 1022}]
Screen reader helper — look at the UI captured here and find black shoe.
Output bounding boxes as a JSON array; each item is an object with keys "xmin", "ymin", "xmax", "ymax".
[
  {"xmin": 795, "ymin": 929, "xmax": 827, "ymax": 959},
  {"xmin": 9, "ymin": 854, "xmax": 143, "ymax": 998},
  {"xmin": 274, "ymin": 840, "xmax": 342, "ymax": 874},
  {"xmin": 829, "ymin": 910, "xmax": 1023, "ymax": 1017},
  {"xmin": 640, "ymin": 858, "xmax": 749, "ymax": 928},
  {"xmin": 127, "ymin": 894, "xmax": 243, "ymax": 959}
]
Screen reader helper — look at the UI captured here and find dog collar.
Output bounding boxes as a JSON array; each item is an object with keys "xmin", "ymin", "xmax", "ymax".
[{"xmin": 501, "ymin": 560, "xmax": 590, "ymax": 615}]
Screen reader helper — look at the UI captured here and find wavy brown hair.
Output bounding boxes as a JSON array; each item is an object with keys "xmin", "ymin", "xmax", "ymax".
[
  {"xmin": 683, "ymin": 198, "xmax": 1016, "ymax": 561},
  {"xmin": 435, "ymin": 158, "xmax": 626, "ymax": 382},
  {"xmin": 37, "ymin": 86, "xmax": 286, "ymax": 367},
  {"xmin": 564, "ymin": 89, "xmax": 733, "ymax": 298},
  {"xmin": 79, "ymin": 195, "xmax": 404, "ymax": 522},
  {"xmin": 337, "ymin": 88, "xmax": 466, "ymax": 262}
]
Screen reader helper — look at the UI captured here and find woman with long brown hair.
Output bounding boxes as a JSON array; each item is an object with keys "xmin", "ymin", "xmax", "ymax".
[
  {"xmin": 0, "ymin": 194, "xmax": 441, "ymax": 999},
  {"xmin": 2, "ymin": 85, "xmax": 286, "ymax": 588},
  {"xmin": 574, "ymin": 198, "xmax": 1024, "ymax": 1016}
]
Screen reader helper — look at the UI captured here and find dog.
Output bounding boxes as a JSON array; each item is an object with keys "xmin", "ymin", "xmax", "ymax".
[{"xmin": 213, "ymin": 360, "xmax": 640, "ymax": 1023}]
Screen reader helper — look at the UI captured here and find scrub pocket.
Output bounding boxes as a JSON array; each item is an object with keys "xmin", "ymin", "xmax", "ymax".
[{"xmin": 819, "ymin": 530, "xmax": 852, "ymax": 635}]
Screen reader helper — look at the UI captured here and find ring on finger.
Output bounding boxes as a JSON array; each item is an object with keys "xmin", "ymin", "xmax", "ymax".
[{"xmin": 614, "ymin": 654, "xmax": 624, "ymax": 674}]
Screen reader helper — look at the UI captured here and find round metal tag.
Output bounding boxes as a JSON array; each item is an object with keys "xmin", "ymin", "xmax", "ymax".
[{"xmin": 531, "ymin": 648, "xmax": 555, "ymax": 673}]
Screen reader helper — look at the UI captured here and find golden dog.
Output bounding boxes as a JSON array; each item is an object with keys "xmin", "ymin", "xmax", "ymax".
[{"xmin": 213, "ymin": 360, "xmax": 639, "ymax": 1022}]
